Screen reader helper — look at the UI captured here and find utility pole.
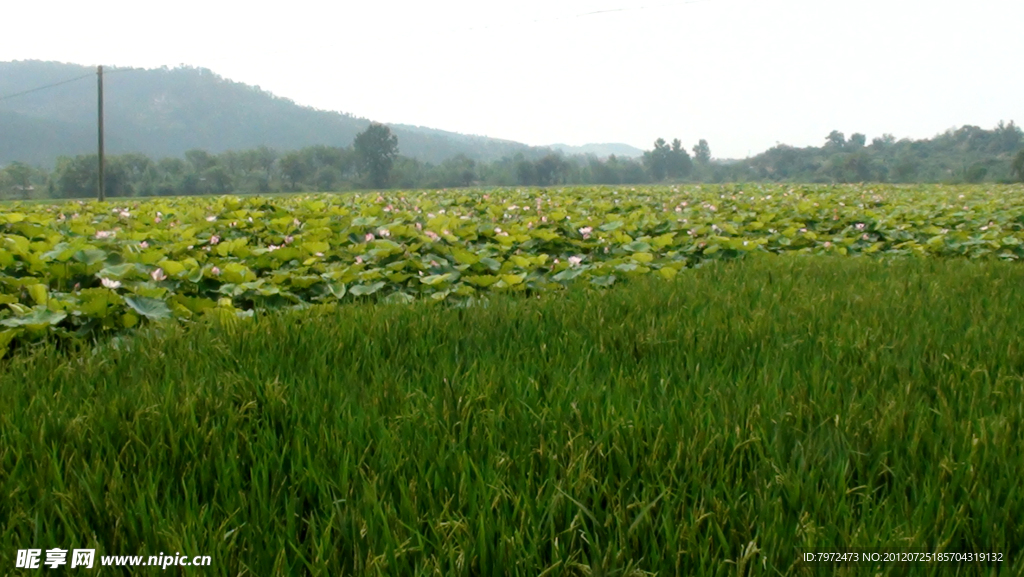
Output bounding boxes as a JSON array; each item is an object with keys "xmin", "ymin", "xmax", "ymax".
[{"xmin": 97, "ymin": 65, "xmax": 105, "ymax": 202}]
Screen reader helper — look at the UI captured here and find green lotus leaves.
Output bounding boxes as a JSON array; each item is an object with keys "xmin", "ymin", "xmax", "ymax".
[
  {"xmin": 123, "ymin": 296, "xmax": 172, "ymax": 320},
  {"xmin": 0, "ymin": 307, "xmax": 67, "ymax": 330},
  {"xmin": 0, "ymin": 184, "xmax": 1021, "ymax": 353},
  {"xmin": 349, "ymin": 281, "xmax": 385, "ymax": 296},
  {"xmin": 27, "ymin": 284, "xmax": 48, "ymax": 306}
]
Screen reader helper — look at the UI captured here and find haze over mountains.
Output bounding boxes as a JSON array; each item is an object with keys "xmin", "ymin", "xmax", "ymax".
[{"xmin": 0, "ymin": 61, "xmax": 644, "ymax": 167}]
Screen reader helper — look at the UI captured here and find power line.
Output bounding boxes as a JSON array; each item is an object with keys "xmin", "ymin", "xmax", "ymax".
[{"xmin": 0, "ymin": 72, "xmax": 95, "ymax": 103}]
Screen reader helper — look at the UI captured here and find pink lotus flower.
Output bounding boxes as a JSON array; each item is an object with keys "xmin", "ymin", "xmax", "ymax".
[
  {"xmin": 211, "ymin": 266, "xmax": 221, "ymax": 276},
  {"xmin": 862, "ymin": 234, "xmax": 870, "ymax": 240},
  {"xmin": 379, "ymin": 229, "xmax": 391, "ymax": 237},
  {"xmin": 823, "ymin": 241, "xmax": 832, "ymax": 248},
  {"xmin": 568, "ymin": 255, "xmax": 583, "ymax": 267},
  {"xmin": 100, "ymin": 278, "xmax": 121, "ymax": 289},
  {"xmin": 425, "ymin": 231, "xmax": 440, "ymax": 241},
  {"xmin": 364, "ymin": 233, "xmax": 375, "ymax": 242},
  {"xmin": 856, "ymin": 223, "xmax": 865, "ymax": 230},
  {"xmin": 151, "ymin": 268, "xmax": 167, "ymax": 281},
  {"xmin": 154, "ymin": 217, "xmax": 162, "ymax": 224},
  {"xmin": 210, "ymin": 235, "xmax": 221, "ymax": 245},
  {"xmin": 268, "ymin": 245, "xmax": 280, "ymax": 251},
  {"xmin": 140, "ymin": 241, "xmax": 149, "ymax": 249},
  {"xmin": 579, "ymin": 226, "xmax": 593, "ymax": 239},
  {"xmin": 416, "ymin": 222, "xmax": 423, "ymax": 230},
  {"xmin": 284, "ymin": 235, "xmax": 294, "ymax": 244},
  {"xmin": 355, "ymin": 256, "xmax": 364, "ymax": 264},
  {"xmin": 95, "ymin": 230, "xmax": 114, "ymax": 239},
  {"xmin": 293, "ymin": 218, "xmax": 301, "ymax": 227}
]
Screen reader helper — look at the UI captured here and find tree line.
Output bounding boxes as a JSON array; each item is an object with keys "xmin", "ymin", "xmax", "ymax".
[{"xmin": 2, "ymin": 122, "xmax": 1023, "ymax": 200}]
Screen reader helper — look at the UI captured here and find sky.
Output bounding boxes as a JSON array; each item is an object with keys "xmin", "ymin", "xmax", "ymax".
[{"xmin": 3, "ymin": 0, "xmax": 1023, "ymax": 159}]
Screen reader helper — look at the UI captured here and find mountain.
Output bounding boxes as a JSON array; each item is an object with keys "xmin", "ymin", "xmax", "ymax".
[
  {"xmin": 0, "ymin": 60, "xmax": 569, "ymax": 167},
  {"xmin": 547, "ymin": 143, "xmax": 644, "ymax": 159}
]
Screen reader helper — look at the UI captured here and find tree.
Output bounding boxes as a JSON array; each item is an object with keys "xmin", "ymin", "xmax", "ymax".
[
  {"xmin": 643, "ymin": 138, "xmax": 671, "ymax": 181},
  {"xmin": 1, "ymin": 162, "xmax": 33, "ymax": 199},
  {"xmin": 280, "ymin": 151, "xmax": 311, "ymax": 190},
  {"xmin": 871, "ymin": 134, "xmax": 896, "ymax": 148},
  {"xmin": 354, "ymin": 122, "xmax": 398, "ymax": 189},
  {"xmin": 826, "ymin": 130, "xmax": 846, "ymax": 149},
  {"xmin": 184, "ymin": 149, "xmax": 218, "ymax": 173},
  {"xmin": 667, "ymin": 139, "xmax": 694, "ymax": 179},
  {"xmin": 1012, "ymin": 149, "xmax": 1024, "ymax": 182},
  {"xmin": 848, "ymin": 133, "xmax": 867, "ymax": 149},
  {"xmin": 515, "ymin": 158, "xmax": 536, "ymax": 186},
  {"xmin": 692, "ymin": 139, "xmax": 711, "ymax": 165},
  {"xmin": 534, "ymin": 154, "xmax": 568, "ymax": 186}
]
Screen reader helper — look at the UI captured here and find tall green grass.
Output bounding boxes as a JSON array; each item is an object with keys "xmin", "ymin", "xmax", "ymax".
[{"xmin": 2, "ymin": 254, "xmax": 1022, "ymax": 576}]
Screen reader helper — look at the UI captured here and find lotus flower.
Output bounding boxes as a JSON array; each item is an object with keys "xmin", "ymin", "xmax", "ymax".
[
  {"xmin": 101, "ymin": 278, "xmax": 121, "ymax": 289},
  {"xmin": 206, "ymin": 215, "xmax": 216, "ymax": 222},
  {"xmin": 210, "ymin": 235, "xmax": 220, "ymax": 245},
  {"xmin": 364, "ymin": 233, "xmax": 375, "ymax": 242},
  {"xmin": 95, "ymin": 230, "xmax": 115, "ymax": 239},
  {"xmin": 568, "ymin": 255, "xmax": 583, "ymax": 267},
  {"xmin": 211, "ymin": 266, "xmax": 221, "ymax": 276},
  {"xmin": 151, "ymin": 268, "xmax": 167, "ymax": 281}
]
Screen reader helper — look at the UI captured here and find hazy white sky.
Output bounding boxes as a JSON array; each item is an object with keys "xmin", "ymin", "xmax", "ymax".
[{"xmin": 3, "ymin": 0, "xmax": 1023, "ymax": 158}]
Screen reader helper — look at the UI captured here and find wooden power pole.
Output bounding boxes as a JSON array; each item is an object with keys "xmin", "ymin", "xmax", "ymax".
[{"xmin": 97, "ymin": 65, "xmax": 105, "ymax": 202}]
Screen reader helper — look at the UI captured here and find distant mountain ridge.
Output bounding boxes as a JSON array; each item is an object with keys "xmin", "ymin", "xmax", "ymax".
[{"xmin": 0, "ymin": 60, "xmax": 640, "ymax": 167}]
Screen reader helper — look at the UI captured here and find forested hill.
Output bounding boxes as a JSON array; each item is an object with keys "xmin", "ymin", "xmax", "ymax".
[{"xmin": 0, "ymin": 60, "xmax": 547, "ymax": 166}]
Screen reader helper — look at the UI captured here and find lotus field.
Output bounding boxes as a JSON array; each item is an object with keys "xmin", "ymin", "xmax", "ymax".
[{"xmin": 2, "ymin": 183, "xmax": 1024, "ymax": 355}]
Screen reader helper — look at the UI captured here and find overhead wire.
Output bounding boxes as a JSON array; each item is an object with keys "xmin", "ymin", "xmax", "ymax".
[{"xmin": 0, "ymin": 72, "xmax": 95, "ymax": 103}]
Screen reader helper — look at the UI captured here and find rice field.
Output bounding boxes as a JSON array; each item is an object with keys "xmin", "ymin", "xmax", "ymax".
[{"xmin": 2, "ymin": 251, "xmax": 1022, "ymax": 576}]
